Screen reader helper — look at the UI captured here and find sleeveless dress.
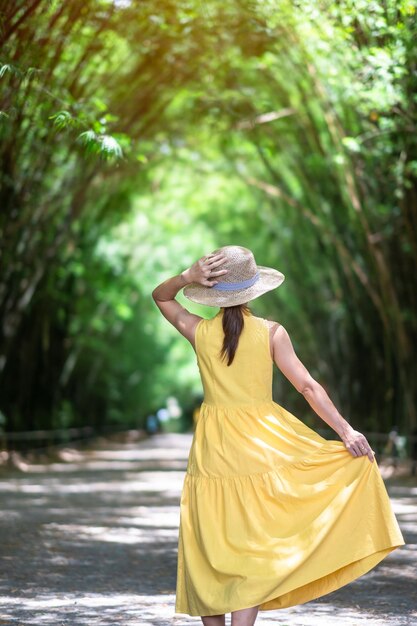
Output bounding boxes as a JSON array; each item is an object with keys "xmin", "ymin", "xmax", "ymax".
[{"xmin": 175, "ymin": 309, "xmax": 405, "ymax": 617}]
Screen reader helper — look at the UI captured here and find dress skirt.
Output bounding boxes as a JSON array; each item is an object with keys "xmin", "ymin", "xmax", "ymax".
[{"xmin": 175, "ymin": 400, "xmax": 405, "ymax": 616}]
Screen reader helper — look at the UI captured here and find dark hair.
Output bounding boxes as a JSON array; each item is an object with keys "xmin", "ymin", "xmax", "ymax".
[{"xmin": 219, "ymin": 303, "xmax": 251, "ymax": 366}]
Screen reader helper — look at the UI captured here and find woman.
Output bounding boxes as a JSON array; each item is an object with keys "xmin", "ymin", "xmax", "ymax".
[{"xmin": 152, "ymin": 245, "xmax": 405, "ymax": 626}]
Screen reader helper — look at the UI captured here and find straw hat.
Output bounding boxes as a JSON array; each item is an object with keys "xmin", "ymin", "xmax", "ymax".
[{"xmin": 183, "ymin": 245, "xmax": 285, "ymax": 307}]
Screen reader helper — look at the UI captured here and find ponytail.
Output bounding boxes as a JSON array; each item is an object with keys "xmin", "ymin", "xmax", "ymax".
[{"xmin": 219, "ymin": 303, "xmax": 251, "ymax": 366}]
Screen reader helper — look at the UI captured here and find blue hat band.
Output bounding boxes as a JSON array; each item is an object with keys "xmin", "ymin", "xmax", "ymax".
[{"xmin": 211, "ymin": 271, "xmax": 260, "ymax": 291}]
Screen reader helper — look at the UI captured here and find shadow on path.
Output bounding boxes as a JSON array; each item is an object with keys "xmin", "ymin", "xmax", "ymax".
[{"xmin": 0, "ymin": 433, "xmax": 416, "ymax": 625}]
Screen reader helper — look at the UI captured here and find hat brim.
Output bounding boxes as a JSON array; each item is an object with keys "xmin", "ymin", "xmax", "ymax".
[{"xmin": 182, "ymin": 266, "xmax": 285, "ymax": 308}]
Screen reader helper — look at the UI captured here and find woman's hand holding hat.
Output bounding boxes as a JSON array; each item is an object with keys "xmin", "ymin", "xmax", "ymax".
[{"xmin": 182, "ymin": 253, "xmax": 228, "ymax": 287}]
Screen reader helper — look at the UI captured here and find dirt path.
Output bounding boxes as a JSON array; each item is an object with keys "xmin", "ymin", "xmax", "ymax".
[{"xmin": 0, "ymin": 432, "xmax": 415, "ymax": 625}]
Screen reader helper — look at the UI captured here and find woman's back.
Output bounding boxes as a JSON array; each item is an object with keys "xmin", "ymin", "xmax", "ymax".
[{"xmin": 195, "ymin": 308, "xmax": 274, "ymax": 407}]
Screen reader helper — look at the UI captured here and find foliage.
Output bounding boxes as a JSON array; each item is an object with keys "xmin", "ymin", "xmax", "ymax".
[{"xmin": 0, "ymin": 0, "xmax": 416, "ymax": 437}]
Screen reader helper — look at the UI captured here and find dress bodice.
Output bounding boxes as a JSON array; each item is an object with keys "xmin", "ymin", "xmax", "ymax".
[{"xmin": 195, "ymin": 309, "xmax": 273, "ymax": 407}]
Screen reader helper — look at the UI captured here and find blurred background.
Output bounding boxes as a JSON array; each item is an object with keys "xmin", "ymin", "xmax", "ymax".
[{"xmin": 0, "ymin": 0, "xmax": 416, "ymax": 461}]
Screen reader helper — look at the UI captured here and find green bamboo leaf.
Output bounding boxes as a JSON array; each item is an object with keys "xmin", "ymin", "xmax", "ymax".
[
  {"xmin": 49, "ymin": 110, "xmax": 78, "ymax": 130},
  {"xmin": 0, "ymin": 64, "xmax": 12, "ymax": 78},
  {"xmin": 77, "ymin": 130, "xmax": 123, "ymax": 160},
  {"xmin": 78, "ymin": 129, "xmax": 97, "ymax": 145},
  {"xmin": 99, "ymin": 135, "xmax": 123, "ymax": 159}
]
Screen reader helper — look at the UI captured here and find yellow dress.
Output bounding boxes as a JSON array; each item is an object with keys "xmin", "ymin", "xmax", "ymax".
[{"xmin": 175, "ymin": 309, "xmax": 405, "ymax": 617}]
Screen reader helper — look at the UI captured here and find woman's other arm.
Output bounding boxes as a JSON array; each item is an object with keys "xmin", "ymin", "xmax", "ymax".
[{"xmin": 271, "ymin": 325, "xmax": 374, "ymax": 462}]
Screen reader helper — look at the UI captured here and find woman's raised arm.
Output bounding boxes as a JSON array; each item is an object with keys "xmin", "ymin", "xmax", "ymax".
[{"xmin": 151, "ymin": 252, "xmax": 228, "ymax": 347}]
